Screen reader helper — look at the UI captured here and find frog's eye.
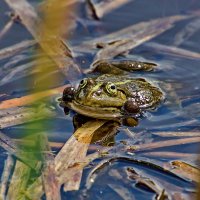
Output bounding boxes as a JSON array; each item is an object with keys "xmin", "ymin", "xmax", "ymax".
[
  {"xmin": 106, "ymin": 82, "xmax": 117, "ymax": 95},
  {"xmin": 79, "ymin": 78, "xmax": 87, "ymax": 88}
]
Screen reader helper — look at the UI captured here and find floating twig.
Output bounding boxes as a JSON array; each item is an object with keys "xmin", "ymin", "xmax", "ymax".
[
  {"xmin": 0, "ymin": 20, "xmax": 14, "ymax": 41},
  {"xmin": 0, "ymin": 40, "xmax": 35, "ymax": 60},
  {"xmin": 4, "ymin": 0, "xmax": 81, "ymax": 79},
  {"xmin": 0, "ymin": 84, "xmax": 69, "ymax": 110},
  {"xmin": 85, "ymin": 156, "xmax": 187, "ymax": 192},
  {"xmin": 0, "ymin": 154, "xmax": 14, "ymax": 199},
  {"xmin": 141, "ymin": 151, "xmax": 200, "ymax": 159},
  {"xmin": 6, "ymin": 161, "xmax": 32, "ymax": 200},
  {"xmin": 0, "ymin": 61, "xmax": 37, "ymax": 86},
  {"xmin": 56, "ymin": 119, "xmax": 107, "ymax": 191},
  {"xmin": 86, "ymin": 0, "xmax": 131, "ymax": 19},
  {"xmin": 131, "ymin": 137, "xmax": 200, "ymax": 152},
  {"xmin": 152, "ymin": 131, "xmax": 200, "ymax": 137},
  {"xmin": 0, "ymin": 12, "xmax": 21, "ymax": 40},
  {"xmin": 0, "ymin": 131, "xmax": 42, "ymax": 171},
  {"xmin": 40, "ymin": 134, "xmax": 61, "ymax": 200},
  {"xmin": 164, "ymin": 160, "xmax": 200, "ymax": 183},
  {"xmin": 0, "ymin": 106, "xmax": 56, "ymax": 129},
  {"xmin": 126, "ymin": 167, "xmax": 168, "ymax": 199},
  {"xmin": 145, "ymin": 42, "xmax": 200, "ymax": 60},
  {"xmin": 173, "ymin": 17, "xmax": 200, "ymax": 46},
  {"xmin": 25, "ymin": 120, "xmax": 107, "ymax": 199},
  {"xmin": 91, "ymin": 15, "xmax": 192, "ymax": 64},
  {"xmin": 0, "ymin": 131, "xmax": 21, "ymax": 155},
  {"xmin": 81, "ymin": 14, "xmax": 191, "ymax": 48}
]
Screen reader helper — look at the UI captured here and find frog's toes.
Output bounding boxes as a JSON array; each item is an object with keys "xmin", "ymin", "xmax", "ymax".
[{"xmin": 122, "ymin": 117, "xmax": 138, "ymax": 127}]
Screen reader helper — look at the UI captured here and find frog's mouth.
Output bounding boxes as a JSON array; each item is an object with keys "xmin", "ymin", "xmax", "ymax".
[{"xmin": 65, "ymin": 100, "xmax": 123, "ymax": 120}]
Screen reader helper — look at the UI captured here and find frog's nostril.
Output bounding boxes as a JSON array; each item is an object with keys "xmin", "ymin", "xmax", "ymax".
[
  {"xmin": 88, "ymin": 79, "xmax": 95, "ymax": 84},
  {"xmin": 95, "ymin": 90, "xmax": 102, "ymax": 96}
]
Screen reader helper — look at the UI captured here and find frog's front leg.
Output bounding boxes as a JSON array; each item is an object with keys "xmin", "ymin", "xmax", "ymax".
[
  {"xmin": 121, "ymin": 98, "xmax": 141, "ymax": 127},
  {"xmin": 90, "ymin": 59, "xmax": 157, "ymax": 75},
  {"xmin": 122, "ymin": 98, "xmax": 141, "ymax": 115}
]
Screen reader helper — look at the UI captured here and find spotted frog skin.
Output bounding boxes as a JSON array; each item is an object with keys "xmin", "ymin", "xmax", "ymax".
[{"xmin": 61, "ymin": 60, "xmax": 163, "ymax": 120}]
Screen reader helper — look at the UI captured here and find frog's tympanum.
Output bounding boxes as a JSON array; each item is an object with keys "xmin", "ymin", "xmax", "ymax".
[{"xmin": 60, "ymin": 60, "xmax": 163, "ymax": 124}]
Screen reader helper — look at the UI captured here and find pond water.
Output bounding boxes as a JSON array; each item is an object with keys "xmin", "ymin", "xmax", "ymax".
[{"xmin": 0, "ymin": 0, "xmax": 200, "ymax": 199}]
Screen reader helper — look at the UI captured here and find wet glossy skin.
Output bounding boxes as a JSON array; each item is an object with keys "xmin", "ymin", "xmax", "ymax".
[{"xmin": 62, "ymin": 72, "xmax": 163, "ymax": 120}]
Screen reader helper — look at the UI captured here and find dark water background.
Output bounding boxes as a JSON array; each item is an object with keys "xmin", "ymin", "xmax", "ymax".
[{"xmin": 0, "ymin": 0, "xmax": 200, "ymax": 199}]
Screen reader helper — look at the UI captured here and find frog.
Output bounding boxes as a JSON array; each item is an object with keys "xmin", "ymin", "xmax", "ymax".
[{"xmin": 60, "ymin": 59, "xmax": 163, "ymax": 124}]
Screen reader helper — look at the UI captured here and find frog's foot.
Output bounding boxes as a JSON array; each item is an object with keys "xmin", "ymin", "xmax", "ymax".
[
  {"xmin": 89, "ymin": 59, "xmax": 157, "ymax": 75},
  {"xmin": 120, "ymin": 99, "xmax": 141, "ymax": 126},
  {"xmin": 122, "ymin": 117, "xmax": 138, "ymax": 127},
  {"xmin": 122, "ymin": 99, "xmax": 141, "ymax": 114}
]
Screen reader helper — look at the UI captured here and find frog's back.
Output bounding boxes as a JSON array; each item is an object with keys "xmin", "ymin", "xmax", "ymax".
[
  {"xmin": 95, "ymin": 74, "xmax": 126, "ymax": 83},
  {"xmin": 96, "ymin": 74, "xmax": 163, "ymax": 109}
]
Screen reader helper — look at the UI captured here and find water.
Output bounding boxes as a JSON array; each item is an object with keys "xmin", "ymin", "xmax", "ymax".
[{"xmin": 0, "ymin": 0, "xmax": 200, "ymax": 199}]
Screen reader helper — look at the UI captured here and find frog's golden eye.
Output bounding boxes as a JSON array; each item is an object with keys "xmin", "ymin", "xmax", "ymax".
[
  {"xmin": 106, "ymin": 82, "xmax": 117, "ymax": 95},
  {"xmin": 79, "ymin": 78, "xmax": 87, "ymax": 88}
]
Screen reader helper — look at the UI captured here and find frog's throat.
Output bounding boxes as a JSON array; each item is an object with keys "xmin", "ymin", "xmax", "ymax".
[{"xmin": 66, "ymin": 101, "xmax": 123, "ymax": 120}]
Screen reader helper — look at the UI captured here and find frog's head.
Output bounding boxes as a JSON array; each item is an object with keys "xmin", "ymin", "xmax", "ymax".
[
  {"xmin": 75, "ymin": 78, "xmax": 127, "ymax": 107},
  {"xmin": 62, "ymin": 77, "xmax": 127, "ymax": 119}
]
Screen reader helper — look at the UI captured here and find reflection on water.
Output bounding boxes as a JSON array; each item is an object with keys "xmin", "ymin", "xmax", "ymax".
[{"xmin": 0, "ymin": 0, "xmax": 200, "ymax": 199}]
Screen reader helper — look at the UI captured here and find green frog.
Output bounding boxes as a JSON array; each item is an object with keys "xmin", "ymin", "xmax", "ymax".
[{"xmin": 60, "ymin": 60, "xmax": 163, "ymax": 124}]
